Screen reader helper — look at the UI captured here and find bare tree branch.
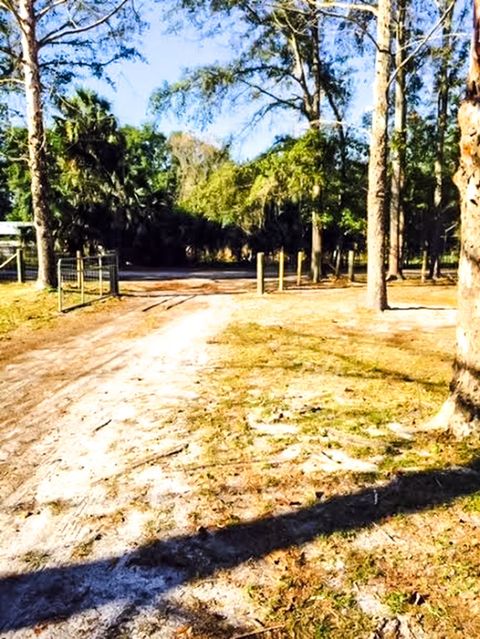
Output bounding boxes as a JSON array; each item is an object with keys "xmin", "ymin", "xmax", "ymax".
[
  {"xmin": 36, "ymin": 0, "xmax": 68, "ymax": 20},
  {"xmin": 40, "ymin": 0, "xmax": 130, "ymax": 45},
  {"xmin": 388, "ymin": 0, "xmax": 457, "ymax": 89}
]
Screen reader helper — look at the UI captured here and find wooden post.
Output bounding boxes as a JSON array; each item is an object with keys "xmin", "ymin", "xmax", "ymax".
[
  {"xmin": 16, "ymin": 248, "xmax": 25, "ymax": 283},
  {"xmin": 98, "ymin": 255, "xmax": 103, "ymax": 297},
  {"xmin": 76, "ymin": 250, "xmax": 82, "ymax": 289},
  {"xmin": 348, "ymin": 250, "xmax": 355, "ymax": 282},
  {"xmin": 421, "ymin": 249, "xmax": 428, "ymax": 283},
  {"xmin": 257, "ymin": 252, "xmax": 265, "ymax": 295},
  {"xmin": 296, "ymin": 250, "xmax": 304, "ymax": 286},
  {"xmin": 79, "ymin": 254, "xmax": 85, "ymax": 304},
  {"xmin": 112, "ymin": 252, "xmax": 119, "ymax": 296},
  {"xmin": 278, "ymin": 247, "xmax": 285, "ymax": 292},
  {"xmin": 57, "ymin": 259, "xmax": 63, "ymax": 312}
]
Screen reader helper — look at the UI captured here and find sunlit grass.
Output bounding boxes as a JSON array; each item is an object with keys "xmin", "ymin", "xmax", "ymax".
[
  {"xmin": 179, "ymin": 284, "xmax": 480, "ymax": 638},
  {"xmin": 0, "ymin": 283, "xmax": 58, "ymax": 337}
]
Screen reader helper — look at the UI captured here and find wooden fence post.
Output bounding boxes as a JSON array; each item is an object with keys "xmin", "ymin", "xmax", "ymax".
[
  {"xmin": 57, "ymin": 259, "xmax": 63, "ymax": 312},
  {"xmin": 16, "ymin": 248, "xmax": 25, "ymax": 283},
  {"xmin": 296, "ymin": 250, "xmax": 304, "ymax": 286},
  {"xmin": 98, "ymin": 255, "xmax": 103, "ymax": 297},
  {"xmin": 76, "ymin": 250, "xmax": 82, "ymax": 289},
  {"xmin": 111, "ymin": 252, "xmax": 119, "ymax": 296},
  {"xmin": 278, "ymin": 248, "xmax": 285, "ymax": 292},
  {"xmin": 348, "ymin": 250, "xmax": 355, "ymax": 282},
  {"xmin": 421, "ymin": 250, "xmax": 428, "ymax": 283},
  {"xmin": 76, "ymin": 251, "xmax": 85, "ymax": 304},
  {"xmin": 257, "ymin": 252, "xmax": 265, "ymax": 295}
]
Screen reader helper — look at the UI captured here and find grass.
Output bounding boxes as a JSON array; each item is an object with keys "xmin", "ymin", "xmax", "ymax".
[
  {"xmin": 0, "ymin": 283, "xmax": 58, "ymax": 337},
  {"xmin": 174, "ymin": 283, "xmax": 480, "ymax": 638},
  {"xmin": 20, "ymin": 550, "xmax": 51, "ymax": 569},
  {"xmin": 0, "ymin": 281, "xmax": 124, "ymax": 346}
]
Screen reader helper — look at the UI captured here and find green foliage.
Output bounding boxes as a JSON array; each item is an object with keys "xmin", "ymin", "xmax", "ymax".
[
  {"xmin": 1, "ymin": 127, "xmax": 31, "ymax": 221},
  {"xmin": 179, "ymin": 128, "xmax": 367, "ymax": 254},
  {"xmin": 0, "ymin": 89, "xmax": 250, "ymax": 265},
  {"xmin": 402, "ymin": 111, "xmax": 460, "ymax": 260}
]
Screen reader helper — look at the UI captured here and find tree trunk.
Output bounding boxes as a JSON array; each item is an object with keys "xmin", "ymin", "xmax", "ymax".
[
  {"xmin": 431, "ymin": 1, "xmax": 480, "ymax": 436},
  {"xmin": 311, "ymin": 212, "xmax": 323, "ymax": 282},
  {"xmin": 19, "ymin": 0, "xmax": 57, "ymax": 289},
  {"xmin": 309, "ymin": 11, "xmax": 323, "ymax": 284},
  {"xmin": 428, "ymin": 1, "xmax": 454, "ymax": 280},
  {"xmin": 387, "ymin": 0, "xmax": 406, "ymax": 281},
  {"xmin": 366, "ymin": 0, "xmax": 391, "ymax": 310}
]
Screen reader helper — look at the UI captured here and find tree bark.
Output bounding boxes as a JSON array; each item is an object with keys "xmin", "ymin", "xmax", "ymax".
[
  {"xmin": 431, "ymin": 0, "xmax": 480, "ymax": 436},
  {"xmin": 18, "ymin": 0, "xmax": 56, "ymax": 288},
  {"xmin": 366, "ymin": 0, "xmax": 391, "ymax": 310},
  {"xmin": 309, "ymin": 9, "xmax": 323, "ymax": 284},
  {"xmin": 387, "ymin": 0, "xmax": 406, "ymax": 281},
  {"xmin": 311, "ymin": 211, "xmax": 323, "ymax": 282}
]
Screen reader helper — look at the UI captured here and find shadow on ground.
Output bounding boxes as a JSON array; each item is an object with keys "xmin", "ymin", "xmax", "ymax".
[{"xmin": 1, "ymin": 460, "xmax": 480, "ymax": 632}]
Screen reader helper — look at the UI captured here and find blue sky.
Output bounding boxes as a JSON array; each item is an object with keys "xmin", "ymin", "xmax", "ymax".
[{"xmin": 85, "ymin": 21, "xmax": 320, "ymax": 161}]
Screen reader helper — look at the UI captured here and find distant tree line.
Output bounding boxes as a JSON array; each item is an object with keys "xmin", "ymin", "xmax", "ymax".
[{"xmin": 0, "ymin": 85, "xmax": 461, "ymax": 271}]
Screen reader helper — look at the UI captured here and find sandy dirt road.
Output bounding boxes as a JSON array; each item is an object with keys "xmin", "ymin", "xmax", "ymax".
[{"xmin": 0, "ymin": 284, "xmax": 254, "ymax": 638}]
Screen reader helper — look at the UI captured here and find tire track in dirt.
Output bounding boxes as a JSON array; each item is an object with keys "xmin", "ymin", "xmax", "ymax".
[
  {"xmin": 0, "ymin": 295, "xmax": 197, "ymax": 503},
  {"xmin": 0, "ymin": 291, "xmax": 238, "ymax": 637},
  {"xmin": 0, "ymin": 294, "xmax": 225, "ymax": 508}
]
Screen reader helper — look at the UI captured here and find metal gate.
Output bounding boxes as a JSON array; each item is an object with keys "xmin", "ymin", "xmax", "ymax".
[{"xmin": 57, "ymin": 252, "xmax": 119, "ymax": 312}]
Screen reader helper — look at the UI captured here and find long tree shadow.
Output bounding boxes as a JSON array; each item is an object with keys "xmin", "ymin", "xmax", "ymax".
[{"xmin": 1, "ymin": 460, "xmax": 480, "ymax": 632}]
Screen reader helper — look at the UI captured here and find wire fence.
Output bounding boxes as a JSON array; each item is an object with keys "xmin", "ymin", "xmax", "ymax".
[{"xmin": 57, "ymin": 252, "xmax": 119, "ymax": 312}]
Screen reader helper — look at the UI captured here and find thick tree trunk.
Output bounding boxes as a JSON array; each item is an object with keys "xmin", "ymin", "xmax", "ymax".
[
  {"xmin": 387, "ymin": 0, "xmax": 406, "ymax": 281},
  {"xmin": 18, "ymin": 0, "xmax": 56, "ymax": 288},
  {"xmin": 366, "ymin": 0, "xmax": 391, "ymax": 310},
  {"xmin": 431, "ymin": 2, "xmax": 480, "ymax": 436},
  {"xmin": 434, "ymin": 100, "xmax": 480, "ymax": 436}
]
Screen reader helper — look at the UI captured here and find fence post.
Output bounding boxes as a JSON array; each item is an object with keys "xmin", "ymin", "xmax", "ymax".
[
  {"xmin": 296, "ymin": 250, "xmax": 304, "ymax": 286},
  {"xmin": 57, "ymin": 259, "xmax": 63, "ymax": 312},
  {"xmin": 278, "ymin": 247, "xmax": 285, "ymax": 292},
  {"xmin": 109, "ymin": 252, "xmax": 119, "ymax": 296},
  {"xmin": 98, "ymin": 255, "xmax": 103, "ymax": 298},
  {"xmin": 421, "ymin": 249, "xmax": 428, "ymax": 283},
  {"xmin": 76, "ymin": 250, "xmax": 82, "ymax": 289},
  {"xmin": 16, "ymin": 248, "xmax": 25, "ymax": 283},
  {"xmin": 114, "ymin": 252, "xmax": 119, "ymax": 296},
  {"xmin": 257, "ymin": 252, "xmax": 265, "ymax": 295},
  {"xmin": 79, "ymin": 254, "xmax": 85, "ymax": 304},
  {"xmin": 348, "ymin": 250, "xmax": 355, "ymax": 282}
]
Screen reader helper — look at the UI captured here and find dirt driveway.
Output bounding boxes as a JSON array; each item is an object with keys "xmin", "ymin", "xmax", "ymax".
[{"xmin": 0, "ymin": 279, "xmax": 255, "ymax": 638}]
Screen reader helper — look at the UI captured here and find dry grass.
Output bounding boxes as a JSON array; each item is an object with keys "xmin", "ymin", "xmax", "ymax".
[
  {"xmin": 177, "ymin": 283, "xmax": 480, "ymax": 638},
  {"xmin": 0, "ymin": 282, "xmax": 125, "ymax": 359},
  {"xmin": 0, "ymin": 283, "xmax": 58, "ymax": 336}
]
